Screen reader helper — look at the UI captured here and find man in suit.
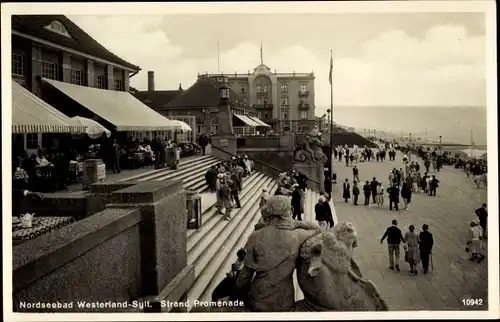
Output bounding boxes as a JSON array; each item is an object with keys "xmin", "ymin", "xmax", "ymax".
[{"xmin": 419, "ymin": 224, "xmax": 434, "ymax": 274}]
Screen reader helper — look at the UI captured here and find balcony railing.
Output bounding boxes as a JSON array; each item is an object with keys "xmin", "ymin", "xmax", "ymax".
[
  {"xmin": 298, "ymin": 103, "xmax": 310, "ymax": 110},
  {"xmin": 252, "ymin": 103, "xmax": 273, "ymax": 110},
  {"xmin": 298, "ymin": 90, "xmax": 310, "ymax": 97}
]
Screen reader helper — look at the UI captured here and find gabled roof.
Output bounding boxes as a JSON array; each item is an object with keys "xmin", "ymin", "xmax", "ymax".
[
  {"xmin": 12, "ymin": 15, "xmax": 140, "ymax": 71},
  {"xmin": 165, "ymin": 76, "xmax": 256, "ymax": 113},
  {"xmin": 133, "ymin": 90, "xmax": 182, "ymax": 110}
]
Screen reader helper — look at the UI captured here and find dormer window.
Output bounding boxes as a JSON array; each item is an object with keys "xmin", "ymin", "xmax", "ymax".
[{"xmin": 44, "ymin": 20, "xmax": 72, "ymax": 38}]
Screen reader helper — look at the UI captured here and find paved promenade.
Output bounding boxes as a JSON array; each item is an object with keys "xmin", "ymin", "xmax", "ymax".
[{"xmin": 332, "ymin": 152, "xmax": 488, "ymax": 311}]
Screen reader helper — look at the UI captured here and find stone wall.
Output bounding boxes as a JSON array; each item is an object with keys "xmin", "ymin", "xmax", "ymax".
[{"xmin": 12, "ymin": 180, "xmax": 194, "ymax": 312}]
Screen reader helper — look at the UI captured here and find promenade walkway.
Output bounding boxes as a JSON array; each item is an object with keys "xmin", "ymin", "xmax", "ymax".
[{"xmin": 331, "ymin": 152, "xmax": 488, "ymax": 311}]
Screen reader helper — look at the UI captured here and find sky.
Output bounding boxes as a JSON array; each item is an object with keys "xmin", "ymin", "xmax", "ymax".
[{"xmin": 68, "ymin": 12, "xmax": 487, "ymax": 115}]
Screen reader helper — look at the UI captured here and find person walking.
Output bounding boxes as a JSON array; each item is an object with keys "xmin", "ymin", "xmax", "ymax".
[
  {"xmin": 111, "ymin": 139, "xmax": 121, "ymax": 174},
  {"xmin": 322, "ymin": 197, "xmax": 335, "ymax": 229},
  {"xmin": 291, "ymin": 185, "xmax": 303, "ymax": 221},
  {"xmin": 324, "ymin": 174, "xmax": 332, "ymax": 200},
  {"xmin": 468, "ymin": 220, "xmax": 485, "ymax": 263},
  {"xmin": 429, "ymin": 175, "xmax": 439, "ymax": 196},
  {"xmin": 380, "ymin": 219, "xmax": 404, "ymax": 271},
  {"xmin": 418, "ymin": 224, "xmax": 434, "ymax": 274},
  {"xmin": 370, "ymin": 177, "xmax": 379, "ymax": 204},
  {"xmin": 403, "ymin": 225, "xmax": 420, "ymax": 275},
  {"xmin": 315, "ymin": 196, "xmax": 328, "ymax": 231},
  {"xmin": 342, "ymin": 179, "xmax": 351, "ymax": 203},
  {"xmin": 352, "ymin": 181, "xmax": 360, "ymax": 206},
  {"xmin": 387, "ymin": 183, "xmax": 400, "ymax": 211},
  {"xmin": 376, "ymin": 182, "xmax": 385, "ymax": 207},
  {"xmin": 363, "ymin": 181, "xmax": 371, "ymax": 206},
  {"xmin": 401, "ymin": 180, "xmax": 412, "ymax": 211},
  {"xmin": 352, "ymin": 165, "xmax": 360, "ymax": 183},
  {"xmin": 197, "ymin": 133, "xmax": 209, "ymax": 155},
  {"xmin": 475, "ymin": 203, "xmax": 487, "ymax": 239}
]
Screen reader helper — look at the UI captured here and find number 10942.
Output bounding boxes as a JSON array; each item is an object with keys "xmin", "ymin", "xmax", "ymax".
[{"xmin": 462, "ymin": 298, "xmax": 483, "ymax": 306}]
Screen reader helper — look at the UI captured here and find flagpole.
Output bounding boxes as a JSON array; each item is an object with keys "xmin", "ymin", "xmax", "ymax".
[
  {"xmin": 217, "ymin": 42, "xmax": 220, "ymax": 73},
  {"xmin": 329, "ymin": 50, "xmax": 334, "ymax": 178}
]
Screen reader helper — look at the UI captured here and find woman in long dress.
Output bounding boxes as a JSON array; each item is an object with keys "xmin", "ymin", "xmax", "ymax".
[
  {"xmin": 403, "ymin": 225, "xmax": 420, "ymax": 275},
  {"xmin": 342, "ymin": 179, "xmax": 351, "ymax": 203},
  {"xmin": 468, "ymin": 220, "xmax": 485, "ymax": 263}
]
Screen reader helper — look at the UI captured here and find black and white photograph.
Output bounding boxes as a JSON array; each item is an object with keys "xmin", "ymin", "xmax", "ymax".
[{"xmin": 2, "ymin": 1, "xmax": 498, "ymax": 320}]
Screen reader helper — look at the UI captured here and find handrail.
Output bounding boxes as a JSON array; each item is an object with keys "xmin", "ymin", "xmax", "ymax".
[{"xmin": 210, "ymin": 144, "xmax": 321, "ymax": 185}]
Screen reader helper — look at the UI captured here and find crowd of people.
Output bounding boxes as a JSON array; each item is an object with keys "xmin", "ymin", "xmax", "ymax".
[
  {"xmin": 336, "ymin": 145, "xmax": 442, "ymax": 212},
  {"xmin": 204, "ymin": 155, "xmax": 254, "ymax": 221}
]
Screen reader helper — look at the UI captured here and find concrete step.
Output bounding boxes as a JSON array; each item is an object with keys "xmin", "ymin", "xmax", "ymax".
[
  {"xmin": 118, "ymin": 155, "xmax": 215, "ymax": 182},
  {"xmin": 187, "ymin": 173, "xmax": 262, "ymax": 241},
  {"xmin": 186, "ymin": 175, "xmax": 275, "ymax": 309},
  {"xmin": 152, "ymin": 159, "xmax": 219, "ymax": 182},
  {"xmin": 197, "ymin": 182, "xmax": 278, "ymax": 303},
  {"xmin": 187, "ymin": 173, "xmax": 269, "ymax": 259}
]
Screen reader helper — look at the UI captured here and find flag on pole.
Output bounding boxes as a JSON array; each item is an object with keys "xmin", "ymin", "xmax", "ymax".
[{"xmin": 329, "ymin": 51, "xmax": 333, "ymax": 85}]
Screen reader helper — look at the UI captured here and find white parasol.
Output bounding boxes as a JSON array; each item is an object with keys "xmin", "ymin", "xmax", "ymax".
[
  {"xmin": 172, "ymin": 120, "xmax": 192, "ymax": 132},
  {"xmin": 71, "ymin": 116, "xmax": 111, "ymax": 139}
]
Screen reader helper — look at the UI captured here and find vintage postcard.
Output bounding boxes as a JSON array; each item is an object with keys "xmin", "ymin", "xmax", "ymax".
[{"xmin": 1, "ymin": 1, "xmax": 498, "ymax": 321}]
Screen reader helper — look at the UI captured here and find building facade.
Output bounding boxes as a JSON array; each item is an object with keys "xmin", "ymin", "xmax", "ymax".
[
  {"xmin": 201, "ymin": 63, "xmax": 317, "ymax": 133},
  {"xmin": 137, "ymin": 72, "xmax": 265, "ymax": 137},
  {"xmin": 11, "ymin": 15, "xmax": 141, "ymax": 154}
]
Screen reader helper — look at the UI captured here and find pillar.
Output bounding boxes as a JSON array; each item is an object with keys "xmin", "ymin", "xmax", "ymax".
[
  {"xmin": 123, "ymin": 70, "xmax": 130, "ymax": 92},
  {"xmin": 30, "ymin": 45, "xmax": 42, "ymax": 96},
  {"xmin": 85, "ymin": 59, "xmax": 94, "ymax": 87},
  {"xmin": 61, "ymin": 52, "xmax": 71, "ymax": 83},
  {"xmin": 106, "ymin": 65, "xmax": 114, "ymax": 90},
  {"xmin": 109, "ymin": 180, "xmax": 188, "ymax": 295}
]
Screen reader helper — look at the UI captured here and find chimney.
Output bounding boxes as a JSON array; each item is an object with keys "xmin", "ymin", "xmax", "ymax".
[{"xmin": 147, "ymin": 71, "xmax": 155, "ymax": 92}]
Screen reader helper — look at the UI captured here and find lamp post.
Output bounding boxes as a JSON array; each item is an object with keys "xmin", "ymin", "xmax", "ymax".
[
  {"xmin": 409, "ymin": 133, "xmax": 412, "ymax": 143},
  {"xmin": 327, "ymin": 108, "xmax": 333, "ymax": 176},
  {"xmin": 218, "ymin": 82, "xmax": 233, "ymax": 136},
  {"xmin": 439, "ymin": 135, "xmax": 442, "ymax": 147}
]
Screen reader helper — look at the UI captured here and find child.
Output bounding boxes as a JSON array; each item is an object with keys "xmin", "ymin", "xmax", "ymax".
[{"xmin": 211, "ymin": 249, "xmax": 247, "ymax": 301}]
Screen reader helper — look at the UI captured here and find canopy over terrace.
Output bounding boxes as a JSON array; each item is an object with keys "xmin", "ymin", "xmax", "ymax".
[
  {"xmin": 12, "ymin": 81, "xmax": 86, "ymax": 134},
  {"xmin": 43, "ymin": 78, "xmax": 180, "ymax": 132}
]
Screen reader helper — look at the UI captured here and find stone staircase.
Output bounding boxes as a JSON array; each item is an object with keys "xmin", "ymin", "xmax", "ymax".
[{"xmin": 119, "ymin": 154, "xmax": 336, "ymax": 311}]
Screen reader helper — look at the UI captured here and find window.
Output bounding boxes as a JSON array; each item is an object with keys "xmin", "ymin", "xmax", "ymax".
[
  {"xmin": 301, "ymin": 84, "xmax": 307, "ymax": 92},
  {"xmin": 300, "ymin": 111, "xmax": 308, "ymax": 119},
  {"xmin": 12, "ymin": 53, "xmax": 25, "ymax": 76},
  {"xmin": 263, "ymin": 99, "xmax": 269, "ymax": 106},
  {"xmin": 263, "ymin": 113, "xmax": 269, "ymax": 119},
  {"xmin": 113, "ymin": 79, "xmax": 123, "ymax": 91},
  {"xmin": 263, "ymin": 85, "xmax": 268, "ymax": 93},
  {"xmin": 281, "ymin": 84, "xmax": 288, "ymax": 93},
  {"xmin": 41, "ymin": 61, "xmax": 58, "ymax": 80},
  {"xmin": 45, "ymin": 20, "xmax": 72, "ymax": 38},
  {"xmin": 94, "ymin": 74, "xmax": 105, "ymax": 89},
  {"xmin": 257, "ymin": 112, "xmax": 262, "ymax": 118},
  {"xmin": 282, "ymin": 112, "xmax": 288, "ymax": 120},
  {"xmin": 281, "ymin": 96, "xmax": 289, "ymax": 106},
  {"xmin": 256, "ymin": 85, "xmax": 261, "ymax": 92},
  {"xmin": 241, "ymin": 84, "xmax": 247, "ymax": 93},
  {"xmin": 70, "ymin": 69, "xmax": 83, "ymax": 85},
  {"xmin": 26, "ymin": 133, "xmax": 39, "ymax": 149},
  {"xmin": 257, "ymin": 97, "xmax": 262, "ymax": 105}
]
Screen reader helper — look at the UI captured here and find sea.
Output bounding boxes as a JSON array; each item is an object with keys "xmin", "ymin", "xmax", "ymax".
[{"xmin": 329, "ymin": 106, "xmax": 488, "ymax": 148}]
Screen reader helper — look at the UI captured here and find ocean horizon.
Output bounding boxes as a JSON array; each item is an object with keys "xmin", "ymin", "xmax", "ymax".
[{"xmin": 321, "ymin": 106, "xmax": 487, "ymax": 146}]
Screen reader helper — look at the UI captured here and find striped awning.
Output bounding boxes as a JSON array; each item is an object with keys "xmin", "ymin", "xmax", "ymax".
[
  {"xmin": 233, "ymin": 113, "xmax": 260, "ymax": 127},
  {"xmin": 43, "ymin": 78, "xmax": 181, "ymax": 132},
  {"xmin": 12, "ymin": 81, "xmax": 86, "ymax": 134},
  {"xmin": 248, "ymin": 115, "xmax": 271, "ymax": 127}
]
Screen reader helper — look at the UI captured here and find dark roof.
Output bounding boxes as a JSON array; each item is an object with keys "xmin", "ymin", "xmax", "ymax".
[
  {"xmin": 12, "ymin": 15, "xmax": 140, "ymax": 70},
  {"xmin": 165, "ymin": 76, "xmax": 256, "ymax": 113},
  {"xmin": 133, "ymin": 90, "xmax": 182, "ymax": 110}
]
